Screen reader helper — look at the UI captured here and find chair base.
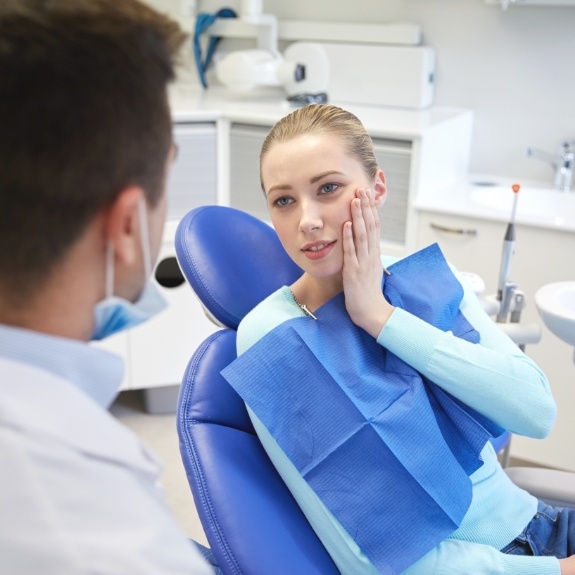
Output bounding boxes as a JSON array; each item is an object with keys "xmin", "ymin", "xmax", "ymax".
[
  {"xmin": 143, "ymin": 385, "xmax": 180, "ymax": 415},
  {"xmin": 506, "ymin": 467, "xmax": 575, "ymax": 509}
]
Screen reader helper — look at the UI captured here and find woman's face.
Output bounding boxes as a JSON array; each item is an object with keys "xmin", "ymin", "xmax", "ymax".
[{"xmin": 261, "ymin": 133, "xmax": 386, "ymax": 282}]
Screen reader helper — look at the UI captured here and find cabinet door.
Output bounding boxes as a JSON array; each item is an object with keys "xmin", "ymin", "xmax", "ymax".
[
  {"xmin": 373, "ymin": 139, "xmax": 411, "ymax": 245},
  {"xmin": 167, "ymin": 123, "xmax": 217, "ymax": 220},
  {"xmin": 229, "ymin": 123, "xmax": 270, "ymax": 222},
  {"xmin": 416, "ymin": 211, "xmax": 501, "ymax": 286},
  {"xmin": 417, "ymin": 210, "xmax": 575, "ymax": 470}
]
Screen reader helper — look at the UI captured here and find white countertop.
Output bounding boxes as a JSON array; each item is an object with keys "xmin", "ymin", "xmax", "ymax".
[
  {"xmin": 168, "ymin": 84, "xmax": 472, "ymax": 140},
  {"xmin": 415, "ymin": 175, "xmax": 575, "ymax": 233}
]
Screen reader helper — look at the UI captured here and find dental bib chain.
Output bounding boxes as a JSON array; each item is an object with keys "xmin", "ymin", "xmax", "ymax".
[
  {"xmin": 291, "ymin": 291, "xmax": 318, "ymax": 320},
  {"xmin": 290, "ymin": 266, "xmax": 391, "ymax": 322}
]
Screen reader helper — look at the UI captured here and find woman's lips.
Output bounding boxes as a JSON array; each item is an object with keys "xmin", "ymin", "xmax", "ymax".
[{"xmin": 302, "ymin": 241, "xmax": 336, "ymax": 260}]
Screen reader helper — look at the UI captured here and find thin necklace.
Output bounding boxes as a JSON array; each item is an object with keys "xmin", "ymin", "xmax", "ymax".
[{"xmin": 291, "ymin": 291, "xmax": 318, "ymax": 320}]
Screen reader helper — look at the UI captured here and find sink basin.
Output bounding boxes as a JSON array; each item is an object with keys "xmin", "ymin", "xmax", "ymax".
[
  {"xmin": 470, "ymin": 185, "xmax": 575, "ymax": 225},
  {"xmin": 535, "ymin": 282, "xmax": 575, "ymax": 346}
]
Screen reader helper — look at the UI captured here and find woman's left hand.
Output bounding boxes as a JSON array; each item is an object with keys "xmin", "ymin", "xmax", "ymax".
[{"xmin": 342, "ymin": 187, "xmax": 395, "ymax": 338}]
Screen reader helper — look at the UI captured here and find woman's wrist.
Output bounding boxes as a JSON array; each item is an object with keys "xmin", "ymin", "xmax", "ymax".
[{"xmin": 362, "ymin": 303, "xmax": 395, "ymax": 339}]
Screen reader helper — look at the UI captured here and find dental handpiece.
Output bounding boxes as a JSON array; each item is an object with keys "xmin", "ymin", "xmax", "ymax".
[{"xmin": 496, "ymin": 184, "xmax": 520, "ymax": 302}]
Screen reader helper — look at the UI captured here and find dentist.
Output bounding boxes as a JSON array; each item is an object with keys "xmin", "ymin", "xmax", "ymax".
[{"xmin": 0, "ymin": 1, "xmax": 217, "ymax": 573}]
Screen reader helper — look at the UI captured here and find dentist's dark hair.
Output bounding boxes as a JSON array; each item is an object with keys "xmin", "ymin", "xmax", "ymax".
[
  {"xmin": 259, "ymin": 104, "xmax": 379, "ymax": 192},
  {"xmin": 0, "ymin": 0, "xmax": 186, "ymax": 304}
]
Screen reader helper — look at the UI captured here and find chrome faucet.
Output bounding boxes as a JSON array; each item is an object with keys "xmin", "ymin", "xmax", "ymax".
[{"xmin": 526, "ymin": 139, "xmax": 574, "ymax": 193}]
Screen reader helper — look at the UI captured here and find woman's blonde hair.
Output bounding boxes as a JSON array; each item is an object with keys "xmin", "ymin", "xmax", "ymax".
[{"xmin": 260, "ymin": 104, "xmax": 378, "ymax": 190}]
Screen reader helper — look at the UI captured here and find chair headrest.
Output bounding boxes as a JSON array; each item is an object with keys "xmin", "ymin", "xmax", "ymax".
[{"xmin": 175, "ymin": 206, "xmax": 302, "ymax": 330}]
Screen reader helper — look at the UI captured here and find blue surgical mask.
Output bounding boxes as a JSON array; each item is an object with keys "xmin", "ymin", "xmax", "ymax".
[{"xmin": 91, "ymin": 198, "xmax": 167, "ymax": 341}]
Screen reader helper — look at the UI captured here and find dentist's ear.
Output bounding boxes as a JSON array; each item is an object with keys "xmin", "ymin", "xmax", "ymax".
[
  {"xmin": 104, "ymin": 186, "xmax": 145, "ymax": 267},
  {"xmin": 372, "ymin": 169, "xmax": 387, "ymax": 207}
]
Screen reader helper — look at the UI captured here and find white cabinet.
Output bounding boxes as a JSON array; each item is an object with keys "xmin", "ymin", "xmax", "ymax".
[
  {"xmin": 416, "ymin": 210, "xmax": 575, "ymax": 470},
  {"xmin": 374, "ymin": 140, "xmax": 412, "ymax": 246},
  {"xmin": 167, "ymin": 123, "xmax": 218, "ymax": 219},
  {"xmin": 228, "ymin": 124, "xmax": 269, "ymax": 223}
]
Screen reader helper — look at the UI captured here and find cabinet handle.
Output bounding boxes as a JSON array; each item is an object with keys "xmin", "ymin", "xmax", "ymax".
[{"xmin": 430, "ymin": 222, "xmax": 478, "ymax": 236}]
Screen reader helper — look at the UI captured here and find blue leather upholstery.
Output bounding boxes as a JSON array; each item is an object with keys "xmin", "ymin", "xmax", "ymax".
[
  {"xmin": 175, "ymin": 206, "xmax": 338, "ymax": 574},
  {"xmin": 175, "ymin": 205, "xmax": 302, "ymax": 329}
]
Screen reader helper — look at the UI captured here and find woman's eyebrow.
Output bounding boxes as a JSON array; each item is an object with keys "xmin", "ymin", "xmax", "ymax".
[
  {"xmin": 309, "ymin": 171, "xmax": 345, "ymax": 184},
  {"xmin": 266, "ymin": 184, "xmax": 292, "ymax": 197}
]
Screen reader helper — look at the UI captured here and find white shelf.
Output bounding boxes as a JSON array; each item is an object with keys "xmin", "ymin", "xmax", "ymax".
[
  {"xmin": 485, "ymin": 0, "xmax": 575, "ymax": 7},
  {"xmin": 208, "ymin": 19, "xmax": 422, "ymax": 46},
  {"xmin": 277, "ymin": 20, "xmax": 421, "ymax": 45}
]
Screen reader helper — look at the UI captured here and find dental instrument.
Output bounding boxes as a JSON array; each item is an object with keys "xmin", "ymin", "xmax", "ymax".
[{"xmin": 496, "ymin": 183, "xmax": 520, "ymax": 323}]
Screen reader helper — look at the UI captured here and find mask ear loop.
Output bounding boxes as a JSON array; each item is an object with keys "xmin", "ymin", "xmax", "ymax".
[
  {"xmin": 137, "ymin": 196, "xmax": 153, "ymax": 281},
  {"xmin": 105, "ymin": 242, "xmax": 115, "ymax": 298}
]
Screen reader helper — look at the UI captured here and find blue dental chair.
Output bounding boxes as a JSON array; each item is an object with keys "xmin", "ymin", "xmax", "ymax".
[
  {"xmin": 175, "ymin": 205, "xmax": 338, "ymax": 574},
  {"xmin": 175, "ymin": 206, "xmax": 575, "ymax": 575}
]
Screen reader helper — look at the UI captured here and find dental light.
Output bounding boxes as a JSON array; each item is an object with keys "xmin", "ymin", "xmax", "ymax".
[
  {"xmin": 196, "ymin": 0, "xmax": 329, "ymax": 100},
  {"xmin": 215, "ymin": 42, "xmax": 329, "ymax": 99}
]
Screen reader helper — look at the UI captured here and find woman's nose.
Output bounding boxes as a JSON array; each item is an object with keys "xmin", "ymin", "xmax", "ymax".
[{"xmin": 298, "ymin": 201, "xmax": 323, "ymax": 233}]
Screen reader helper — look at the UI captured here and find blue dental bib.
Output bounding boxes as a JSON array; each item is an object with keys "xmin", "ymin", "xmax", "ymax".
[{"xmin": 222, "ymin": 243, "xmax": 503, "ymax": 575}]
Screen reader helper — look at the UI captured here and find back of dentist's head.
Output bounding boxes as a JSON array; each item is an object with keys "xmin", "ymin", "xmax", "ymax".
[
  {"xmin": 0, "ymin": 0, "xmax": 186, "ymax": 307},
  {"xmin": 259, "ymin": 103, "xmax": 379, "ymax": 190}
]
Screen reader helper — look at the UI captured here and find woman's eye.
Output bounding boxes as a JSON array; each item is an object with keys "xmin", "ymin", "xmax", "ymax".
[
  {"xmin": 321, "ymin": 183, "xmax": 338, "ymax": 194},
  {"xmin": 274, "ymin": 196, "xmax": 293, "ymax": 207}
]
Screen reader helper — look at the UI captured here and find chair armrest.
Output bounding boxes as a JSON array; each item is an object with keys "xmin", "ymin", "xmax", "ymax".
[{"xmin": 506, "ymin": 467, "xmax": 575, "ymax": 509}]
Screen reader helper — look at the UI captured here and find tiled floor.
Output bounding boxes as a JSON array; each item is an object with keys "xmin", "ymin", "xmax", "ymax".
[{"xmin": 110, "ymin": 388, "xmax": 209, "ymax": 546}]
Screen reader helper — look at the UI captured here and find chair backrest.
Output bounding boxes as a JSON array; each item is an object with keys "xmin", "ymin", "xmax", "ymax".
[
  {"xmin": 175, "ymin": 206, "xmax": 339, "ymax": 574},
  {"xmin": 175, "ymin": 205, "xmax": 302, "ymax": 329}
]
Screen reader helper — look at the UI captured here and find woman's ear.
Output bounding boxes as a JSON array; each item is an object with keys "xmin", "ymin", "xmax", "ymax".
[
  {"xmin": 373, "ymin": 169, "xmax": 387, "ymax": 207},
  {"xmin": 104, "ymin": 186, "xmax": 145, "ymax": 266}
]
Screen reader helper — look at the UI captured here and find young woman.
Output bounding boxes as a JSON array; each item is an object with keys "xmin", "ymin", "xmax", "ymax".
[{"xmin": 233, "ymin": 104, "xmax": 575, "ymax": 575}]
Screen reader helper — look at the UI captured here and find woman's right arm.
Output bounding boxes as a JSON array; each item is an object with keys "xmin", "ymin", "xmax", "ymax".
[{"xmin": 376, "ymin": 272, "xmax": 556, "ymax": 439}]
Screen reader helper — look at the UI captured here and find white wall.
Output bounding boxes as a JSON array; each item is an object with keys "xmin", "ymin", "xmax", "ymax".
[{"xmin": 155, "ymin": 0, "xmax": 575, "ymax": 185}]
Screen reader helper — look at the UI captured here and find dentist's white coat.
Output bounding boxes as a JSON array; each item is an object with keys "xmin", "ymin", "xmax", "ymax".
[{"xmin": 0, "ymin": 357, "xmax": 212, "ymax": 575}]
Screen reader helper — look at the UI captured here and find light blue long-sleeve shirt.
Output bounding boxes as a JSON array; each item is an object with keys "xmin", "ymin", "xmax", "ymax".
[{"xmin": 236, "ymin": 256, "xmax": 559, "ymax": 575}]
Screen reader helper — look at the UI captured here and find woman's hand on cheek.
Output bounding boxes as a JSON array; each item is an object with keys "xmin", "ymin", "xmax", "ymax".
[{"xmin": 342, "ymin": 188, "xmax": 395, "ymax": 338}]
